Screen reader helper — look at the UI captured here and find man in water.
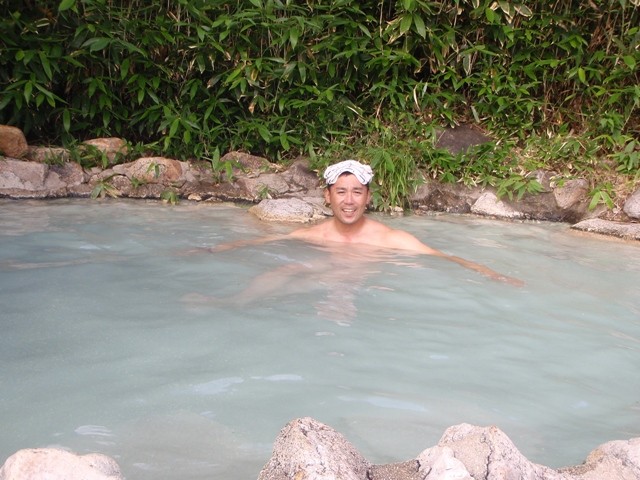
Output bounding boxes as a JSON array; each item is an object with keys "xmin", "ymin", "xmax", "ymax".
[{"xmin": 213, "ymin": 159, "xmax": 523, "ymax": 286}]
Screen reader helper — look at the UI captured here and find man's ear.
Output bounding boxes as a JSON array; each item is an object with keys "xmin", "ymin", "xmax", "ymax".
[{"xmin": 324, "ymin": 187, "xmax": 331, "ymax": 204}]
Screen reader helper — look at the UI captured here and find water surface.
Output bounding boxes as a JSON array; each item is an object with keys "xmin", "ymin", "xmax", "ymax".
[{"xmin": 1, "ymin": 198, "xmax": 639, "ymax": 479}]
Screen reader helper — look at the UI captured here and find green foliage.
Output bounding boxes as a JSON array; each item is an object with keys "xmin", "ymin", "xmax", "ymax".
[
  {"xmin": 68, "ymin": 142, "xmax": 116, "ymax": 169},
  {"xmin": 0, "ymin": 0, "xmax": 638, "ymax": 209},
  {"xmin": 91, "ymin": 174, "xmax": 119, "ymax": 199},
  {"xmin": 161, "ymin": 189, "xmax": 179, "ymax": 205},
  {"xmin": 588, "ymin": 182, "xmax": 616, "ymax": 210},
  {"xmin": 207, "ymin": 147, "xmax": 241, "ymax": 184}
]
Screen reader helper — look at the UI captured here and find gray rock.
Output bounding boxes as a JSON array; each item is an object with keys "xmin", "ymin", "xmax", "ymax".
[
  {"xmin": 44, "ymin": 163, "xmax": 87, "ymax": 190},
  {"xmin": 281, "ymin": 159, "xmax": 321, "ymax": 191},
  {"xmin": 249, "ymin": 198, "xmax": 326, "ymax": 223},
  {"xmin": 471, "ymin": 191, "xmax": 525, "ymax": 219},
  {"xmin": 221, "ymin": 151, "xmax": 274, "ymax": 177},
  {"xmin": 437, "ymin": 423, "xmax": 564, "ymax": 480},
  {"xmin": 570, "ymin": 218, "xmax": 640, "ymax": 241},
  {"xmin": 554, "ymin": 178, "xmax": 590, "ymax": 209},
  {"xmin": 0, "ymin": 159, "xmax": 48, "ymax": 191},
  {"xmin": 0, "ymin": 125, "xmax": 29, "ymax": 159},
  {"xmin": 558, "ymin": 437, "xmax": 640, "ymax": 480},
  {"xmin": 416, "ymin": 446, "xmax": 472, "ymax": 479},
  {"xmin": 436, "ymin": 125, "xmax": 492, "ymax": 155},
  {"xmin": 623, "ymin": 189, "xmax": 640, "ymax": 220},
  {"xmin": 112, "ymin": 157, "xmax": 188, "ymax": 184},
  {"xmin": 257, "ymin": 417, "xmax": 371, "ymax": 480},
  {"xmin": 0, "ymin": 448, "xmax": 123, "ymax": 480},
  {"xmin": 237, "ymin": 173, "xmax": 292, "ymax": 198},
  {"xmin": 369, "ymin": 460, "xmax": 423, "ymax": 480},
  {"xmin": 27, "ymin": 146, "xmax": 71, "ymax": 163},
  {"xmin": 82, "ymin": 138, "xmax": 128, "ymax": 165},
  {"xmin": 416, "ymin": 181, "xmax": 484, "ymax": 214}
]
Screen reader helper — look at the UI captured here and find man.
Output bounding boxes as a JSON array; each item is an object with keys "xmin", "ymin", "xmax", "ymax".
[{"xmin": 213, "ymin": 159, "xmax": 524, "ymax": 286}]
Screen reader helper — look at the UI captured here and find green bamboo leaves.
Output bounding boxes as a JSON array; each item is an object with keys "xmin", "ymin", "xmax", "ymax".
[{"xmin": 0, "ymin": 0, "xmax": 638, "ymax": 210}]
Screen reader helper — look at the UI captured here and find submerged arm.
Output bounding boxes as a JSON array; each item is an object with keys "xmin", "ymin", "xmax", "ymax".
[
  {"xmin": 208, "ymin": 234, "xmax": 289, "ymax": 252},
  {"xmin": 388, "ymin": 230, "xmax": 525, "ymax": 286},
  {"xmin": 431, "ymin": 250, "xmax": 524, "ymax": 286}
]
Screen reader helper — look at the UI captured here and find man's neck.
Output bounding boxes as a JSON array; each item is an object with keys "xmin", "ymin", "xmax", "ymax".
[{"xmin": 329, "ymin": 216, "xmax": 369, "ymax": 242}]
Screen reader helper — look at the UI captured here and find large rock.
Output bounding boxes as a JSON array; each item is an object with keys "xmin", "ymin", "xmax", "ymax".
[
  {"xmin": 281, "ymin": 159, "xmax": 322, "ymax": 192},
  {"xmin": 258, "ymin": 419, "xmax": 640, "ymax": 480},
  {"xmin": 0, "ymin": 159, "xmax": 48, "ymax": 191},
  {"xmin": 570, "ymin": 218, "xmax": 640, "ymax": 240},
  {"xmin": 436, "ymin": 125, "xmax": 492, "ymax": 155},
  {"xmin": 112, "ymin": 157, "xmax": 189, "ymax": 184},
  {"xmin": 623, "ymin": 188, "xmax": 640, "ymax": 220},
  {"xmin": 82, "ymin": 138, "xmax": 128, "ymax": 165},
  {"xmin": 436, "ymin": 423, "xmax": 563, "ymax": 480},
  {"xmin": 249, "ymin": 198, "xmax": 327, "ymax": 223},
  {"xmin": 237, "ymin": 174, "xmax": 292, "ymax": 199},
  {"xmin": 415, "ymin": 446, "xmax": 472, "ymax": 479},
  {"xmin": 257, "ymin": 417, "xmax": 372, "ymax": 480},
  {"xmin": 558, "ymin": 437, "xmax": 640, "ymax": 480},
  {"xmin": 0, "ymin": 448, "xmax": 123, "ymax": 480},
  {"xmin": 471, "ymin": 191, "xmax": 524, "ymax": 219},
  {"xmin": 27, "ymin": 146, "xmax": 71, "ymax": 163},
  {"xmin": 412, "ymin": 181, "xmax": 484, "ymax": 214},
  {"xmin": 221, "ymin": 151, "xmax": 275, "ymax": 177},
  {"xmin": 0, "ymin": 125, "xmax": 29, "ymax": 159},
  {"xmin": 44, "ymin": 162, "xmax": 87, "ymax": 190}
]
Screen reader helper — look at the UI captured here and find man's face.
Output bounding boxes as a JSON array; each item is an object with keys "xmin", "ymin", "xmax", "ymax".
[{"xmin": 324, "ymin": 173, "xmax": 371, "ymax": 225}]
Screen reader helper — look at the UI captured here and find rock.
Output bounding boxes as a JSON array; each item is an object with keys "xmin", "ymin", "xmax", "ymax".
[
  {"xmin": 249, "ymin": 198, "xmax": 326, "ymax": 223},
  {"xmin": 257, "ymin": 417, "xmax": 372, "ymax": 480},
  {"xmin": 0, "ymin": 448, "xmax": 123, "ymax": 480},
  {"xmin": 436, "ymin": 125, "xmax": 492, "ymax": 155},
  {"xmin": 221, "ymin": 151, "xmax": 274, "ymax": 177},
  {"xmin": 0, "ymin": 125, "xmax": 29, "ymax": 159},
  {"xmin": 27, "ymin": 146, "xmax": 71, "ymax": 163},
  {"xmin": 471, "ymin": 191, "xmax": 524, "ymax": 219},
  {"xmin": 436, "ymin": 423, "xmax": 564, "ymax": 480},
  {"xmin": 554, "ymin": 179, "xmax": 590, "ymax": 209},
  {"xmin": 558, "ymin": 437, "xmax": 640, "ymax": 480},
  {"xmin": 552, "ymin": 179, "xmax": 591, "ymax": 223},
  {"xmin": 416, "ymin": 446, "xmax": 472, "ymax": 479},
  {"xmin": 0, "ymin": 159, "xmax": 48, "ymax": 192},
  {"xmin": 236, "ymin": 174, "xmax": 292, "ymax": 199},
  {"xmin": 411, "ymin": 182, "xmax": 434, "ymax": 207},
  {"xmin": 570, "ymin": 218, "xmax": 640, "ymax": 241},
  {"xmin": 82, "ymin": 138, "xmax": 128, "ymax": 165},
  {"xmin": 623, "ymin": 189, "xmax": 640, "ymax": 220},
  {"xmin": 369, "ymin": 460, "xmax": 423, "ymax": 480},
  {"xmin": 418, "ymin": 181, "xmax": 485, "ymax": 213},
  {"xmin": 44, "ymin": 163, "xmax": 88, "ymax": 190},
  {"xmin": 112, "ymin": 157, "xmax": 187, "ymax": 184},
  {"xmin": 259, "ymin": 419, "xmax": 640, "ymax": 480},
  {"xmin": 281, "ymin": 159, "xmax": 321, "ymax": 191}
]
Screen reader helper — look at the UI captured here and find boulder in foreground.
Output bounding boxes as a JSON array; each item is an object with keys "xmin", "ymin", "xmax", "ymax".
[{"xmin": 0, "ymin": 448, "xmax": 123, "ymax": 480}]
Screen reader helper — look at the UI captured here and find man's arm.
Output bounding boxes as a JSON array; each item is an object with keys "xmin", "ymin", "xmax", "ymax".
[
  {"xmin": 207, "ymin": 234, "xmax": 289, "ymax": 252},
  {"xmin": 386, "ymin": 230, "xmax": 525, "ymax": 286}
]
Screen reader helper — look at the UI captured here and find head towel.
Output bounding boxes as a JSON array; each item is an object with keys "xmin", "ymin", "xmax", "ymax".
[{"xmin": 323, "ymin": 160, "xmax": 374, "ymax": 186}]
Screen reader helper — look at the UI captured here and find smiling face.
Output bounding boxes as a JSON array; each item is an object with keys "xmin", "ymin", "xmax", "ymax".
[{"xmin": 324, "ymin": 173, "xmax": 371, "ymax": 226}]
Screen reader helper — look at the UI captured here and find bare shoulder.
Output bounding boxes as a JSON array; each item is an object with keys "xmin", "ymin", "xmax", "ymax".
[
  {"xmin": 289, "ymin": 221, "xmax": 330, "ymax": 241},
  {"xmin": 373, "ymin": 222, "xmax": 440, "ymax": 254}
]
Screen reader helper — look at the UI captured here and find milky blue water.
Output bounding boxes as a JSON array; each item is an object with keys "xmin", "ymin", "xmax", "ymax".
[{"xmin": 1, "ymin": 198, "xmax": 639, "ymax": 479}]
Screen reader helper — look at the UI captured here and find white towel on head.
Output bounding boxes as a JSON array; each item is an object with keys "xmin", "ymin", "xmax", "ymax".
[{"xmin": 323, "ymin": 160, "xmax": 374, "ymax": 186}]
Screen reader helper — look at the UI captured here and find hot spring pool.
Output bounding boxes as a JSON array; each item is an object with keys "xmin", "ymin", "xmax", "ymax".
[{"xmin": 1, "ymin": 198, "xmax": 639, "ymax": 479}]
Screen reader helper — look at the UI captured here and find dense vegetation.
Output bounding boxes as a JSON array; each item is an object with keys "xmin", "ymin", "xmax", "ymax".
[{"xmin": 1, "ymin": 0, "xmax": 639, "ymax": 209}]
